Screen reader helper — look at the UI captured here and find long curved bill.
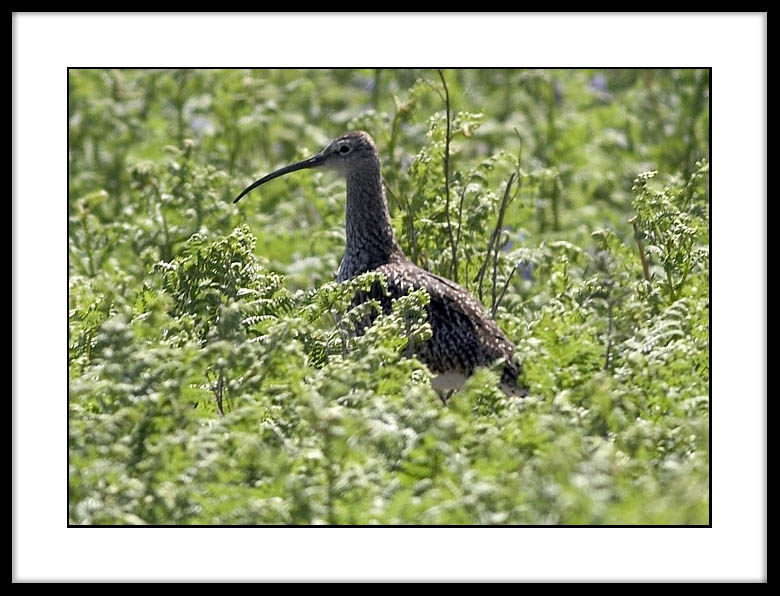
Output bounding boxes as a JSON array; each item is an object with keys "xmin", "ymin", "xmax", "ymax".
[{"xmin": 233, "ymin": 151, "xmax": 327, "ymax": 204}]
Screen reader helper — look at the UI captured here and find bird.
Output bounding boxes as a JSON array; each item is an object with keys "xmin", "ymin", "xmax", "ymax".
[{"xmin": 233, "ymin": 131, "xmax": 526, "ymax": 398}]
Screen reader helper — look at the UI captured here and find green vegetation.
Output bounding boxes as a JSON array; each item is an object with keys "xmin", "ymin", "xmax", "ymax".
[{"xmin": 69, "ymin": 68, "xmax": 709, "ymax": 525}]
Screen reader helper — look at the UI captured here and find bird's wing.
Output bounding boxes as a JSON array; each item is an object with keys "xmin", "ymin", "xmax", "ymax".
[
  {"xmin": 421, "ymin": 269, "xmax": 517, "ymax": 356},
  {"xmin": 375, "ymin": 261, "xmax": 519, "ymax": 382}
]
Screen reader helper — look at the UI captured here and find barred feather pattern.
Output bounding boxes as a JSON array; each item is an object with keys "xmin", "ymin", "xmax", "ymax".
[{"xmin": 360, "ymin": 257, "xmax": 525, "ymax": 396}]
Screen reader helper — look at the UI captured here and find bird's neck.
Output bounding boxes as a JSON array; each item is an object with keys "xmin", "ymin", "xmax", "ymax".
[{"xmin": 339, "ymin": 164, "xmax": 401, "ymax": 281}]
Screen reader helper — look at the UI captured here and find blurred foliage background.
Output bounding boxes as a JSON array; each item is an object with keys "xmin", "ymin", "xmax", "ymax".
[{"xmin": 69, "ymin": 68, "xmax": 710, "ymax": 525}]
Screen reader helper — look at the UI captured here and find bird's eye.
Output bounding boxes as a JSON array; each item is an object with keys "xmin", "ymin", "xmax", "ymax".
[{"xmin": 339, "ymin": 145, "xmax": 351, "ymax": 154}]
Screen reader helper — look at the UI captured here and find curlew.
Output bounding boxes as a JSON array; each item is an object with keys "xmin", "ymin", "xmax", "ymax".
[{"xmin": 233, "ymin": 131, "xmax": 526, "ymax": 398}]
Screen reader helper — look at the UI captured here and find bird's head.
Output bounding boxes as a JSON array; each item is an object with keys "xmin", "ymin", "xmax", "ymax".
[
  {"xmin": 233, "ymin": 131, "xmax": 378, "ymax": 204},
  {"xmin": 321, "ymin": 130, "xmax": 379, "ymax": 173}
]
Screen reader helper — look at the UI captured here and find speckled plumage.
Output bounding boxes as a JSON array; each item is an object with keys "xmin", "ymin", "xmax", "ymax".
[{"xmin": 234, "ymin": 131, "xmax": 526, "ymax": 397}]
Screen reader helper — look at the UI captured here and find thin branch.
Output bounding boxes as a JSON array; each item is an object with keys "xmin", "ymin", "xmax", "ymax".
[
  {"xmin": 475, "ymin": 173, "xmax": 516, "ymax": 302},
  {"xmin": 438, "ymin": 69, "xmax": 458, "ymax": 283},
  {"xmin": 490, "ymin": 228, "xmax": 504, "ymax": 310},
  {"xmin": 475, "ymin": 132, "xmax": 524, "ymax": 302},
  {"xmin": 633, "ymin": 221, "xmax": 652, "ymax": 283},
  {"xmin": 491, "ymin": 264, "xmax": 519, "ymax": 319},
  {"xmin": 454, "ymin": 184, "xmax": 467, "ymax": 269},
  {"xmin": 485, "ymin": 130, "xmax": 526, "ymax": 313},
  {"xmin": 214, "ymin": 368, "xmax": 225, "ymax": 418},
  {"xmin": 604, "ymin": 300, "xmax": 614, "ymax": 370},
  {"xmin": 513, "ymin": 127, "xmax": 524, "ymax": 172},
  {"xmin": 491, "ymin": 172, "xmax": 523, "ymax": 307}
]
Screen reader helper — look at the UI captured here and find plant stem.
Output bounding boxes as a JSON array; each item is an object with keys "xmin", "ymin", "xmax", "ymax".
[
  {"xmin": 438, "ymin": 69, "xmax": 458, "ymax": 283},
  {"xmin": 491, "ymin": 264, "xmax": 518, "ymax": 319},
  {"xmin": 604, "ymin": 300, "xmax": 614, "ymax": 370},
  {"xmin": 476, "ymin": 174, "xmax": 515, "ymax": 303},
  {"xmin": 633, "ymin": 221, "xmax": 652, "ymax": 283}
]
